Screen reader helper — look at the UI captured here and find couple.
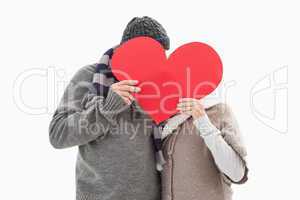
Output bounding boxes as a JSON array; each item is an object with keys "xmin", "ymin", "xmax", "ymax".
[{"xmin": 49, "ymin": 16, "xmax": 248, "ymax": 200}]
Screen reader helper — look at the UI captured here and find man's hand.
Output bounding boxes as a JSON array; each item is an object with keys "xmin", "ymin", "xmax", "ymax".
[
  {"xmin": 176, "ymin": 98, "xmax": 206, "ymax": 119},
  {"xmin": 111, "ymin": 80, "xmax": 141, "ymax": 105}
]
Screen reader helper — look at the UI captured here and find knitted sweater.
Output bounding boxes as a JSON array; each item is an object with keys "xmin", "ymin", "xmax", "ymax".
[{"xmin": 49, "ymin": 64, "xmax": 161, "ymax": 200}]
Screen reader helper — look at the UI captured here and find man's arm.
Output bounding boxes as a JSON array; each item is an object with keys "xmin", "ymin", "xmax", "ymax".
[{"xmin": 49, "ymin": 65, "xmax": 127, "ymax": 149}]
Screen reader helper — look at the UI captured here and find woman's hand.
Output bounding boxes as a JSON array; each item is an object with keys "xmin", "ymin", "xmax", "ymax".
[{"xmin": 176, "ymin": 98, "xmax": 206, "ymax": 119}]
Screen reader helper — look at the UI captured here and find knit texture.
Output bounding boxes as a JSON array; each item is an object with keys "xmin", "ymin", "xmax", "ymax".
[
  {"xmin": 161, "ymin": 103, "xmax": 248, "ymax": 200},
  {"xmin": 49, "ymin": 63, "xmax": 161, "ymax": 200},
  {"xmin": 121, "ymin": 16, "xmax": 170, "ymax": 50},
  {"xmin": 93, "ymin": 48, "xmax": 168, "ymax": 171}
]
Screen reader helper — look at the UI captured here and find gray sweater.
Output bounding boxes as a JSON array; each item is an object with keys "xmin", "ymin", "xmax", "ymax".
[{"xmin": 49, "ymin": 64, "xmax": 161, "ymax": 200}]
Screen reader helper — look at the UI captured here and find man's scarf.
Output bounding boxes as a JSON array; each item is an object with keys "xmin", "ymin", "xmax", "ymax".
[
  {"xmin": 93, "ymin": 48, "xmax": 166, "ymax": 171},
  {"xmin": 93, "ymin": 48, "xmax": 117, "ymax": 97}
]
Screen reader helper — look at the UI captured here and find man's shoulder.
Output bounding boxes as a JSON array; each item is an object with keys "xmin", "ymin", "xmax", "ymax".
[{"xmin": 70, "ymin": 63, "xmax": 97, "ymax": 83}]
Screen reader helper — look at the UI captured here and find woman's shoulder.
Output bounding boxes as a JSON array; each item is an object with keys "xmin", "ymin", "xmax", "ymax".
[{"xmin": 206, "ymin": 103, "xmax": 230, "ymax": 114}]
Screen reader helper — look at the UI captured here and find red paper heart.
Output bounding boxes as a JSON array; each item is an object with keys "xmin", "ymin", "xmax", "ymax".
[{"xmin": 111, "ymin": 37, "xmax": 223, "ymax": 124}]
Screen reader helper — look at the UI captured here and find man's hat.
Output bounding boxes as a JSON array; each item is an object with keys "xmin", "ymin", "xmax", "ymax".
[{"xmin": 121, "ymin": 16, "xmax": 170, "ymax": 50}]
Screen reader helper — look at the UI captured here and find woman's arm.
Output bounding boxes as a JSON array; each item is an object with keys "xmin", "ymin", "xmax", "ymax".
[
  {"xmin": 193, "ymin": 114, "xmax": 246, "ymax": 182},
  {"xmin": 177, "ymin": 99, "xmax": 248, "ymax": 183}
]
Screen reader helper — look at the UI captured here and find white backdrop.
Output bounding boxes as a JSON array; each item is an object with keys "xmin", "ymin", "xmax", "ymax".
[{"xmin": 0, "ymin": 0, "xmax": 298, "ymax": 199}]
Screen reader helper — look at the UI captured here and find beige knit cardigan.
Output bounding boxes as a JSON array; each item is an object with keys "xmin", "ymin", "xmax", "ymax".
[{"xmin": 161, "ymin": 103, "xmax": 248, "ymax": 200}]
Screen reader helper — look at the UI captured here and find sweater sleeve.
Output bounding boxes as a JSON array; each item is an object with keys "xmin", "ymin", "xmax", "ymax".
[
  {"xmin": 49, "ymin": 65, "xmax": 127, "ymax": 149},
  {"xmin": 193, "ymin": 114, "xmax": 246, "ymax": 182}
]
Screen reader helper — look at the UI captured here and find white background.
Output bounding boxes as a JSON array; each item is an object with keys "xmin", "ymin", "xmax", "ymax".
[{"xmin": 0, "ymin": 0, "xmax": 298, "ymax": 199}]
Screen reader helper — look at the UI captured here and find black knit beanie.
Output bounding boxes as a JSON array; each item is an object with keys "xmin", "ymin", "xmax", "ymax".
[{"xmin": 121, "ymin": 16, "xmax": 170, "ymax": 50}]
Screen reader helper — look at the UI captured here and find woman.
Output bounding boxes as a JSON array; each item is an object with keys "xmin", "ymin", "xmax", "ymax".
[{"xmin": 159, "ymin": 96, "xmax": 249, "ymax": 200}]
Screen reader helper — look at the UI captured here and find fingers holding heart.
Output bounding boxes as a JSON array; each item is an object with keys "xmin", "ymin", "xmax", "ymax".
[
  {"xmin": 177, "ymin": 98, "xmax": 205, "ymax": 118},
  {"xmin": 111, "ymin": 80, "xmax": 141, "ymax": 105},
  {"xmin": 177, "ymin": 98, "xmax": 199, "ymax": 109},
  {"xmin": 117, "ymin": 91, "xmax": 135, "ymax": 104}
]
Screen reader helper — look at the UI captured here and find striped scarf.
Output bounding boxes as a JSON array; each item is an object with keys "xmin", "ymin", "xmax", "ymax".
[
  {"xmin": 93, "ymin": 48, "xmax": 116, "ymax": 96},
  {"xmin": 93, "ymin": 48, "xmax": 166, "ymax": 171}
]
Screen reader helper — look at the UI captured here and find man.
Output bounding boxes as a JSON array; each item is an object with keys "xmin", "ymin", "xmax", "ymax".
[{"xmin": 49, "ymin": 16, "xmax": 169, "ymax": 200}]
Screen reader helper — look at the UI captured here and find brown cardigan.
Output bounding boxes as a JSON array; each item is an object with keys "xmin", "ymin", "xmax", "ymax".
[{"xmin": 161, "ymin": 103, "xmax": 248, "ymax": 200}]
